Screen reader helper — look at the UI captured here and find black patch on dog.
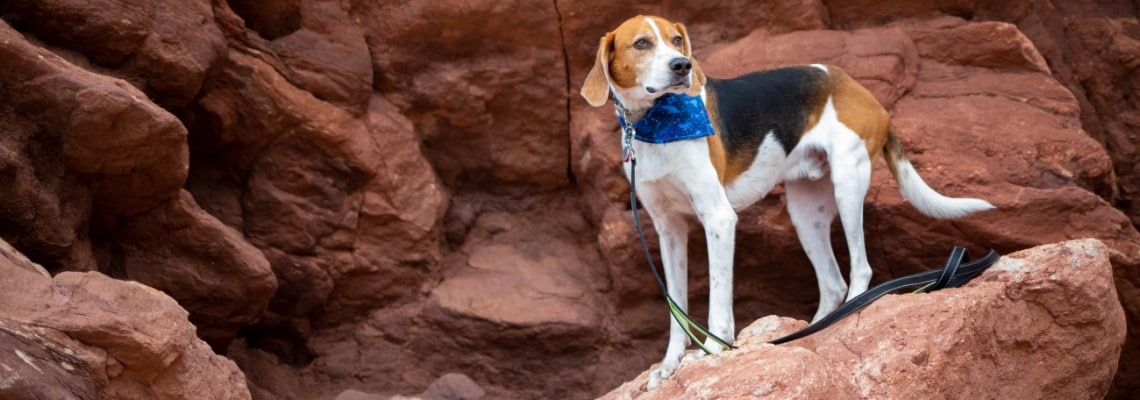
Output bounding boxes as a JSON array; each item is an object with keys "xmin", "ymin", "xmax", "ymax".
[{"xmin": 707, "ymin": 66, "xmax": 829, "ymax": 159}]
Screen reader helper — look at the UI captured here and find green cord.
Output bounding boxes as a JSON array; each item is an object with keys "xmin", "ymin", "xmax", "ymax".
[
  {"xmin": 907, "ymin": 282, "xmax": 934, "ymax": 294},
  {"xmin": 666, "ymin": 297, "xmax": 733, "ymax": 354}
]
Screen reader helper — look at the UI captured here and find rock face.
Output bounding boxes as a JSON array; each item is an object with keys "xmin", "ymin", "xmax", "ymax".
[
  {"xmin": 349, "ymin": 0, "xmax": 570, "ymax": 191},
  {"xmin": 1, "ymin": 1, "xmax": 1140, "ymax": 400},
  {"xmin": 0, "ymin": 239, "xmax": 252, "ymax": 400},
  {"xmin": 600, "ymin": 239, "xmax": 1127, "ymax": 400}
]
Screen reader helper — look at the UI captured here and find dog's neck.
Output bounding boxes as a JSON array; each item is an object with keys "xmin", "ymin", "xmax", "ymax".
[{"xmin": 610, "ymin": 90, "xmax": 657, "ymax": 123}]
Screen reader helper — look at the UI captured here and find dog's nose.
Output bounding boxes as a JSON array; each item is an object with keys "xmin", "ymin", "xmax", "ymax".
[{"xmin": 669, "ymin": 57, "xmax": 692, "ymax": 76}]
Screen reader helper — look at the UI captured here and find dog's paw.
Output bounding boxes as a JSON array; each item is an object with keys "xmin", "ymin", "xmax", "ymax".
[
  {"xmin": 648, "ymin": 356, "xmax": 682, "ymax": 389},
  {"xmin": 647, "ymin": 364, "xmax": 674, "ymax": 389},
  {"xmin": 702, "ymin": 337, "xmax": 733, "ymax": 354},
  {"xmin": 683, "ymin": 351, "xmax": 704, "ymax": 362}
]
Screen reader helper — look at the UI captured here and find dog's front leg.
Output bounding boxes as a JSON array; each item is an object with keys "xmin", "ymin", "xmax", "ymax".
[
  {"xmin": 678, "ymin": 177, "xmax": 738, "ymax": 353},
  {"xmin": 643, "ymin": 207, "xmax": 690, "ymax": 389},
  {"xmin": 695, "ymin": 194, "xmax": 737, "ymax": 352}
]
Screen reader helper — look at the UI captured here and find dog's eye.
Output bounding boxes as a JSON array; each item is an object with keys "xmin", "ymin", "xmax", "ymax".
[
  {"xmin": 634, "ymin": 38, "xmax": 651, "ymax": 50},
  {"xmin": 673, "ymin": 36, "xmax": 683, "ymax": 47}
]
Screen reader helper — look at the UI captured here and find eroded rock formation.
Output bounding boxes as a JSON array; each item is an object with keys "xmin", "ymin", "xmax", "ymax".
[
  {"xmin": 0, "ymin": 0, "xmax": 1138, "ymax": 399},
  {"xmin": 0, "ymin": 240, "xmax": 251, "ymax": 399},
  {"xmin": 600, "ymin": 239, "xmax": 1127, "ymax": 400}
]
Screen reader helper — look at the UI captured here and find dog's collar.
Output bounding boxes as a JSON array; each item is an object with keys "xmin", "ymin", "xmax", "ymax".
[{"xmin": 616, "ymin": 93, "xmax": 715, "ymax": 144}]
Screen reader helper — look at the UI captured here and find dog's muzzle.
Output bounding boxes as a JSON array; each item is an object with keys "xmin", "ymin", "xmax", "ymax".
[
  {"xmin": 646, "ymin": 58, "xmax": 693, "ymax": 94},
  {"xmin": 669, "ymin": 57, "xmax": 692, "ymax": 77}
]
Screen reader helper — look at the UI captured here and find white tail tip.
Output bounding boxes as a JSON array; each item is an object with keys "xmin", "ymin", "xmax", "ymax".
[{"xmin": 895, "ymin": 161, "xmax": 995, "ymax": 219}]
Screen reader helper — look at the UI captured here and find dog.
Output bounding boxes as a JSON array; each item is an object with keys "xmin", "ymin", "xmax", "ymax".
[{"xmin": 580, "ymin": 15, "xmax": 995, "ymax": 387}]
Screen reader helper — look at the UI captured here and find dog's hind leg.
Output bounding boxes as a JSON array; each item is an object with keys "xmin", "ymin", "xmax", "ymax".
[
  {"xmin": 786, "ymin": 176, "xmax": 847, "ymax": 322},
  {"xmin": 829, "ymin": 127, "xmax": 874, "ymax": 301},
  {"xmin": 643, "ymin": 198, "xmax": 690, "ymax": 389}
]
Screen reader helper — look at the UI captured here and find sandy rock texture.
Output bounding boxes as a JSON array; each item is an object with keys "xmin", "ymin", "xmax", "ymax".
[
  {"xmin": 0, "ymin": 239, "xmax": 252, "ymax": 400},
  {"xmin": 600, "ymin": 239, "xmax": 1127, "ymax": 400},
  {"xmin": 1, "ymin": 0, "xmax": 1139, "ymax": 399}
]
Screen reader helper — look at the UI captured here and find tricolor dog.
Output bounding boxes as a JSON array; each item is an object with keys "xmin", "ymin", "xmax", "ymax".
[{"xmin": 580, "ymin": 15, "xmax": 994, "ymax": 386}]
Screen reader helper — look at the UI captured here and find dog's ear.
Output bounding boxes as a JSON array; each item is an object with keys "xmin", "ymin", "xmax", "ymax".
[
  {"xmin": 674, "ymin": 23, "xmax": 706, "ymax": 96},
  {"xmin": 580, "ymin": 32, "xmax": 615, "ymax": 107}
]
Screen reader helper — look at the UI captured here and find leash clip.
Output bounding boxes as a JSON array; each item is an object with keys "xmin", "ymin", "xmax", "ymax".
[{"xmin": 622, "ymin": 124, "xmax": 636, "ymax": 162}]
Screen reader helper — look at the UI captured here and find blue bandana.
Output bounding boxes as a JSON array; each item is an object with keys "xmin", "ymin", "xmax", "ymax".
[{"xmin": 618, "ymin": 93, "xmax": 715, "ymax": 144}]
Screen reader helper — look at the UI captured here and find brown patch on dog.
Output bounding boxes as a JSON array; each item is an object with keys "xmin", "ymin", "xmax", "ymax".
[
  {"xmin": 804, "ymin": 73, "xmax": 835, "ymax": 139},
  {"xmin": 827, "ymin": 67, "xmax": 891, "ymax": 160},
  {"xmin": 581, "ymin": 32, "xmax": 615, "ymax": 107},
  {"xmin": 882, "ymin": 127, "xmax": 908, "ymax": 179},
  {"xmin": 703, "ymin": 91, "xmax": 729, "ymax": 182},
  {"xmin": 607, "ymin": 17, "xmax": 658, "ymax": 91}
]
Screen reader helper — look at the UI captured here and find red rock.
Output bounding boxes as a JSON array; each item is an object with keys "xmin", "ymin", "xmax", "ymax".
[
  {"xmin": 348, "ymin": 0, "xmax": 570, "ymax": 190},
  {"xmin": 600, "ymin": 239, "xmax": 1126, "ymax": 400},
  {"xmin": 0, "ymin": 19, "xmax": 187, "ymax": 218},
  {"xmin": 333, "ymin": 389, "xmax": 388, "ymax": 400},
  {"xmin": 0, "ymin": 92, "xmax": 95, "ymax": 273},
  {"xmin": 0, "ymin": 0, "xmax": 152, "ymax": 65},
  {"xmin": 0, "ymin": 318, "xmax": 102, "ymax": 400},
  {"xmin": 0, "ymin": 0, "xmax": 226, "ymax": 108},
  {"xmin": 0, "ymin": 239, "xmax": 252, "ymax": 399},
  {"xmin": 2, "ymin": 1, "xmax": 1140, "ymax": 400},
  {"xmin": 426, "ymin": 210, "xmax": 607, "ymax": 329},
  {"xmin": 1035, "ymin": 12, "xmax": 1140, "ymax": 228},
  {"xmin": 320, "ymin": 95, "xmax": 448, "ymax": 325},
  {"xmin": 106, "ymin": 190, "xmax": 278, "ymax": 349},
  {"xmin": 226, "ymin": 0, "xmax": 301, "ymax": 40},
  {"xmin": 420, "ymin": 373, "xmax": 486, "ymax": 400},
  {"xmin": 822, "ymin": 6, "xmax": 1140, "ymax": 394},
  {"xmin": 330, "ymin": 373, "xmax": 484, "ymax": 400},
  {"xmin": 270, "ymin": 196, "xmax": 620, "ymax": 399},
  {"xmin": 185, "ymin": 17, "xmax": 448, "ymax": 330},
  {"xmin": 266, "ymin": 0, "xmax": 372, "ymax": 113}
]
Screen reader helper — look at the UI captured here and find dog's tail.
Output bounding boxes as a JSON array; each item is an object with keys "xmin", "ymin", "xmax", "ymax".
[{"xmin": 882, "ymin": 127, "xmax": 995, "ymax": 219}]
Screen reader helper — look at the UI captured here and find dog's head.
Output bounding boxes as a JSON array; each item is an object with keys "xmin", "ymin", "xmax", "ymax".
[{"xmin": 580, "ymin": 15, "xmax": 706, "ymax": 109}]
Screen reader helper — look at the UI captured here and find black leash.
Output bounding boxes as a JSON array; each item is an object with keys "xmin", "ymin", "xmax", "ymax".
[
  {"xmin": 626, "ymin": 150, "xmax": 1000, "ymax": 350},
  {"xmin": 768, "ymin": 246, "xmax": 1000, "ymax": 344}
]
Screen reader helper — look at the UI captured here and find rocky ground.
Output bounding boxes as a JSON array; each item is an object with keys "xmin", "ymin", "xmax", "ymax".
[
  {"xmin": 0, "ymin": 0, "xmax": 1138, "ymax": 399},
  {"xmin": 600, "ymin": 239, "xmax": 1126, "ymax": 399}
]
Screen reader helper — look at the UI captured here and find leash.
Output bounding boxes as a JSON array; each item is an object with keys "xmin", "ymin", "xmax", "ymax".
[{"xmin": 767, "ymin": 247, "xmax": 1000, "ymax": 344}]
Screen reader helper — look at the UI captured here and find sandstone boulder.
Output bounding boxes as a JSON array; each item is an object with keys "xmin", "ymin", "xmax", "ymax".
[
  {"xmin": 0, "ymin": 238, "xmax": 252, "ymax": 400},
  {"xmin": 331, "ymin": 373, "xmax": 485, "ymax": 400},
  {"xmin": 0, "ymin": 318, "xmax": 102, "ymax": 400},
  {"xmin": 104, "ymin": 190, "xmax": 278, "ymax": 349},
  {"xmin": 0, "ymin": 0, "xmax": 226, "ymax": 109},
  {"xmin": 600, "ymin": 239, "xmax": 1126, "ymax": 399},
  {"xmin": 0, "ymin": 19, "xmax": 188, "ymax": 271}
]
